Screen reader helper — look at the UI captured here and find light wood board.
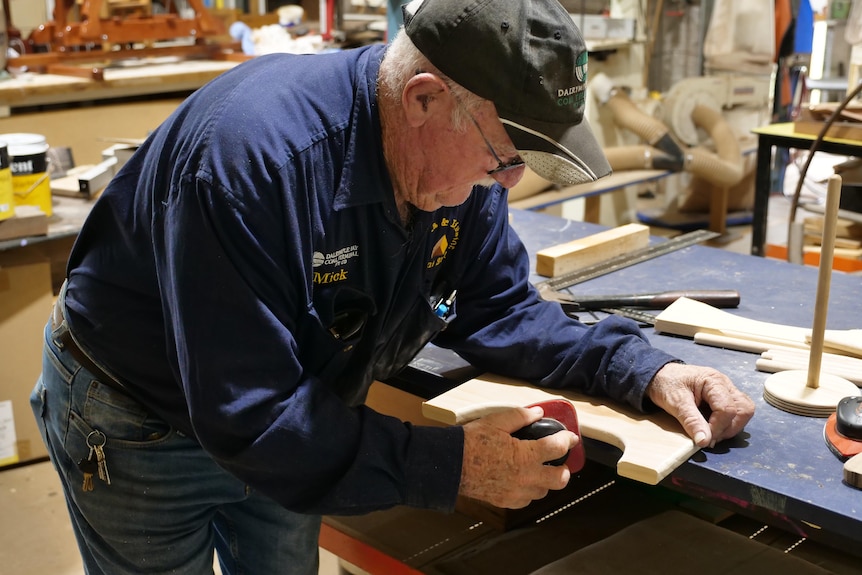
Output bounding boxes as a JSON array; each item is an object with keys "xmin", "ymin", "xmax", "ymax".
[
  {"xmin": 0, "ymin": 207, "xmax": 49, "ymax": 241},
  {"xmin": 421, "ymin": 373, "xmax": 698, "ymax": 486},
  {"xmin": 819, "ymin": 329, "xmax": 862, "ymax": 358},
  {"xmin": 655, "ymin": 297, "xmax": 857, "ymax": 355},
  {"xmin": 756, "ymin": 348, "xmax": 862, "ymax": 385},
  {"xmin": 535, "ymin": 223, "xmax": 649, "ymax": 278}
]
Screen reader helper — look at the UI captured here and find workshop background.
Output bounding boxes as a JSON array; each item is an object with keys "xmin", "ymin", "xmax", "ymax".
[{"xmin": 2, "ymin": 0, "xmax": 862, "ymax": 574}]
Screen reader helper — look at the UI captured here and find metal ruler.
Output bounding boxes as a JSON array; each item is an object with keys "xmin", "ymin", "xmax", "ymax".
[
  {"xmin": 599, "ymin": 307, "xmax": 659, "ymax": 326},
  {"xmin": 535, "ymin": 228, "xmax": 720, "ymax": 293}
]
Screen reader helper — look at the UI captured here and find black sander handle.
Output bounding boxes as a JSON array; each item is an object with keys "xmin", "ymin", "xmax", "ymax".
[{"xmin": 572, "ymin": 289, "xmax": 740, "ymax": 310}]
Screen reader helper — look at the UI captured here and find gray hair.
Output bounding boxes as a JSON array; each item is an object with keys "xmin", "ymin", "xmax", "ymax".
[{"xmin": 380, "ymin": 30, "xmax": 484, "ymax": 133}]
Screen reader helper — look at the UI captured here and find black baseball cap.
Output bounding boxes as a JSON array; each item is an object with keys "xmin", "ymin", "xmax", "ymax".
[{"xmin": 402, "ymin": 0, "xmax": 612, "ymax": 185}]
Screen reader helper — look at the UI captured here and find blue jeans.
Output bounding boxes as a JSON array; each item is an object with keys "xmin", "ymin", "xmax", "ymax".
[{"xmin": 31, "ymin": 319, "xmax": 321, "ymax": 574}]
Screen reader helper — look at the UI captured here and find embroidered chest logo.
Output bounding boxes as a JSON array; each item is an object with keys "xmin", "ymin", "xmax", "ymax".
[
  {"xmin": 426, "ymin": 217, "xmax": 460, "ymax": 269},
  {"xmin": 312, "ymin": 244, "xmax": 359, "ymax": 284}
]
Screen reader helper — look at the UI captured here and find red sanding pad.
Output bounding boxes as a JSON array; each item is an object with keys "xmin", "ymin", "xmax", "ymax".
[
  {"xmin": 824, "ymin": 412, "xmax": 862, "ymax": 460},
  {"xmin": 526, "ymin": 399, "xmax": 586, "ymax": 473}
]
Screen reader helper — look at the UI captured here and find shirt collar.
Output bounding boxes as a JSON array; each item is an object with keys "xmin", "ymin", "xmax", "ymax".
[{"xmin": 333, "ymin": 45, "xmax": 394, "ymax": 212}]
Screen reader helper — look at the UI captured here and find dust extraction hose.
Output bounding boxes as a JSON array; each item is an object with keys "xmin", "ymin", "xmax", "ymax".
[
  {"xmin": 601, "ymin": 91, "xmax": 744, "ymax": 189},
  {"xmin": 682, "ymin": 104, "xmax": 744, "ymax": 187},
  {"xmin": 603, "ymin": 146, "xmax": 680, "ymax": 172},
  {"xmin": 605, "ymin": 89, "xmax": 684, "ymax": 166}
]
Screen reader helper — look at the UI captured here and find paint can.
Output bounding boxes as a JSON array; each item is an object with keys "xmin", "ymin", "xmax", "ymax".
[
  {"xmin": 4, "ymin": 133, "xmax": 52, "ymax": 217},
  {"xmin": 0, "ymin": 142, "xmax": 13, "ymax": 221}
]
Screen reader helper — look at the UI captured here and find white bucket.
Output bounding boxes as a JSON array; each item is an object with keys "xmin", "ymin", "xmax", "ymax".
[
  {"xmin": 0, "ymin": 142, "xmax": 12, "ymax": 221},
  {"xmin": 4, "ymin": 133, "xmax": 52, "ymax": 217}
]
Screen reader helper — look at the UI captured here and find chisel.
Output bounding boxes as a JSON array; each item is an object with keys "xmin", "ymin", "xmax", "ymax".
[
  {"xmin": 540, "ymin": 288, "xmax": 740, "ymax": 312},
  {"xmin": 565, "ymin": 289, "xmax": 740, "ymax": 311}
]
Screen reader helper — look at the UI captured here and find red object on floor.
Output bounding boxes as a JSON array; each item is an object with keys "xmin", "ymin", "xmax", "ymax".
[{"xmin": 319, "ymin": 522, "xmax": 423, "ymax": 575}]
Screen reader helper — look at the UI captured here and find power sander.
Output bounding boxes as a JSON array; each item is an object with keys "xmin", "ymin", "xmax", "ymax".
[
  {"xmin": 513, "ymin": 399, "xmax": 585, "ymax": 473},
  {"xmin": 824, "ymin": 395, "xmax": 862, "ymax": 489}
]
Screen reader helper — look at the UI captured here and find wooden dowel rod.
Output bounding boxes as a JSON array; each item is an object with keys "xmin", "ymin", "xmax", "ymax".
[{"xmin": 807, "ymin": 174, "xmax": 842, "ymax": 389}]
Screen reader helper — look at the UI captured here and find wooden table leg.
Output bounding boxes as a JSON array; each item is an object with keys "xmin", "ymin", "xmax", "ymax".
[
  {"xmin": 584, "ymin": 195, "xmax": 601, "ymax": 223},
  {"xmin": 709, "ymin": 185, "xmax": 729, "ymax": 235}
]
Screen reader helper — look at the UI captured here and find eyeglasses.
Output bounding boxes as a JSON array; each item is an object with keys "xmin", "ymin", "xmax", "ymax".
[{"xmin": 458, "ymin": 100, "xmax": 525, "ymax": 176}]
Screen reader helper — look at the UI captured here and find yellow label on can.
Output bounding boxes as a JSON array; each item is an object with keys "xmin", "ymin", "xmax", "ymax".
[
  {"xmin": 0, "ymin": 167, "xmax": 12, "ymax": 221},
  {"xmin": 10, "ymin": 146, "xmax": 51, "ymax": 217}
]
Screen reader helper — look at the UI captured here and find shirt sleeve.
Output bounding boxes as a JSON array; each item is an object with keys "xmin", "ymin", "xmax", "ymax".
[{"xmin": 434, "ymin": 187, "xmax": 679, "ymax": 412}]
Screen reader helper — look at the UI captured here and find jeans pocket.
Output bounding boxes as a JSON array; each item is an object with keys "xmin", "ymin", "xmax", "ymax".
[
  {"xmin": 29, "ymin": 378, "xmax": 50, "ymax": 450},
  {"xmin": 81, "ymin": 381, "xmax": 173, "ymax": 444}
]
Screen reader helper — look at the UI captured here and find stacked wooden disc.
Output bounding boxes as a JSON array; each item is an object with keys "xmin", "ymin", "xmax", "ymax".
[{"xmin": 763, "ymin": 370, "xmax": 858, "ymax": 417}]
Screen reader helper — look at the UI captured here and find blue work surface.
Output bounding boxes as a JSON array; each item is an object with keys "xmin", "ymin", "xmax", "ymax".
[{"xmin": 510, "ymin": 209, "xmax": 861, "ymax": 552}]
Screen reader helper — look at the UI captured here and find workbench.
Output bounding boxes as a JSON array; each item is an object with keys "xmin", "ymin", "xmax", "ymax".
[
  {"xmin": 511, "ymin": 208, "xmax": 860, "ymax": 551},
  {"xmin": 751, "ymin": 122, "xmax": 862, "ymax": 257},
  {"xmin": 0, "ymin": 59, "xmax": 238, "ymax": 117},
  {"xmin": 322, "ymin": 208, "xmax": 862, "ymax": 574}
]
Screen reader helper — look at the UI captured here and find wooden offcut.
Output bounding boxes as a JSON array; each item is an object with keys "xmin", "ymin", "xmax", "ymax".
[
  {"xmin": 535, "ymin": 223, "xmax": 649, "ymax": 278},
  {"xmin": 844, "ymin": 452, "xmax": 862, "ymax": 489},
  {"xmin": 422, "ymin": 373, "xmax": 698, "ymax": 485},
  {"xmin": 0, "ymin": 207, "xmax": 49, "ymax": 242}
]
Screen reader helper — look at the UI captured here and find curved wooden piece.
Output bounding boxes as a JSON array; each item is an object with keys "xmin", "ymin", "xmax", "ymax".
[{"xmin": 422, "ymin": 373, "xmax": 697, "ymax": 485}]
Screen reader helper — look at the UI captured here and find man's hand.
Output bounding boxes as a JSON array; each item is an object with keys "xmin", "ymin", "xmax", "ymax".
[
  {"xmin": 459, "ymin": 406, "xmax": 578, "ymax": 509},
  {"xmin": 647, "ymin": 362, "xmax": 755, "ymax": 448}
]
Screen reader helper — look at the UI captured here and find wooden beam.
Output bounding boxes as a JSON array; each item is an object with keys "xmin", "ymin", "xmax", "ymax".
[{"xmin": 535, "ymin": 223, "xmax": 649, "ymax": 278}]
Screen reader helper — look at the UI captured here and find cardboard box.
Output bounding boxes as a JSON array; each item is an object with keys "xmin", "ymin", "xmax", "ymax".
[
  {"xmin": 0, "ymin": 246, "xmax": 53, "ymax": 467},
  {"xmin": 569, "ymin": 14, "xmax": 636, "ymax": 40}
]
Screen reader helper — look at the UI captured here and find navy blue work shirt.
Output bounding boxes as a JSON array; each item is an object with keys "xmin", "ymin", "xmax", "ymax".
[{"xmin": 63, "ymin": 44, "xmax": 677, "ymax": 515}]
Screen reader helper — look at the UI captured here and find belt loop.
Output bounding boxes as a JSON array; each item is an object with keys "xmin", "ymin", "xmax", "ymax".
[
  {"xmin": 50, "ymin": 280, "xmax": 132, "ymax": 397},
  {"xmin": 51, "ymin": 279, "xmax": 69, "ymax": 335},
  {"xmin": 58, "ymin": 278, "xmax": 69, "ymax": 306}
]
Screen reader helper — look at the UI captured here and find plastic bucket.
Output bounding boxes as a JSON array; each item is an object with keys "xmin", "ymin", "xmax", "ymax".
[
  {"xmin": 0, "ymin": 143, "xmax": 13, "ymax": 221},
  {"xmin": 5, "ymin": 133, "xmax": 52, "ymax": 217}
]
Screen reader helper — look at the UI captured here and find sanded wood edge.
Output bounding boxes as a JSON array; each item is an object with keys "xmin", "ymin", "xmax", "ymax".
[
  {"xmin": 843, "ymin": 453, "xmax": 862, "ymax": 489},
  {"xmin": 421, "ymin": 373, "xmax": 698, "ymax": 485}
]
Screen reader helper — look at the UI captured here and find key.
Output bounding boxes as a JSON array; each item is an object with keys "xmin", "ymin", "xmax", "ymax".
[
  {"xmin": 77, "ymin": 449, "xmax": 97, "ymax": 492},
  {"xmin": 94, "ymin": 443, "xmax": 111, "ymax": 486},
  {"xmin": 86, "ymin": 430, "xmax": 111, "ymax": 486}
]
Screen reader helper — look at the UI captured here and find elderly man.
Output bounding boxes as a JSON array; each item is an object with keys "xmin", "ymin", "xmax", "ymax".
[{"xmin": 32, "ymin": 0, "xmax": 754, "ymax": 572}]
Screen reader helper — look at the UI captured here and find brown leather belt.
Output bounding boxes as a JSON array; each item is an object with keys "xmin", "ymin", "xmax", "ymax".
[{"xmin": 52, "ymin": 286, "xmax": 129, "ymax": 395}]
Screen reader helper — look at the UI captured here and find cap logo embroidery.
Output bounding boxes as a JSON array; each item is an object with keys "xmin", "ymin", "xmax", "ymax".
[
  {"xmin": 557, "ymin": 84, "xmax": 585, "ymax": 109},
  {"xmin": 575, "ymin": 51, "xmax": 589, "ymax": 82}
]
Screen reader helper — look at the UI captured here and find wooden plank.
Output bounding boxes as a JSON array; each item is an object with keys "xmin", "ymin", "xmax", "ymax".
[
  {"xmin": 535, "ymin": 223, "xmax": 649, "ymax": 278},
  {"xmin": 820, "ymin": 329, "xmax": 862, "ymax": 358},
  {"xmin": 0, "ymin": 207, "xmax": 49, "ymax": 241},
  {"xmin": 657, "ymin": 297, "xmax": 862, "ymax": 358},
  {"xmin": 803, "ymin": 234, "xmax": 862, "ymax": 250},
  {"xmin": 654, "ymin": 296, "xmax": 813, "ymax": 346},
  {"xmin": 422, "ymin": 373, "xmax": 698, "ymax": 486},
  {"xmin": 0, "ymin": 60, "xmax": 238, "ymax": 112},
  {"xmin": 756, "ymin": 348, "xmax": 862, "ymax": 385},
  {"xmin": 844, "ymin": 453, "xmax": 862, "ymax": 489},
  {"xmin": 804, "ymin": 215, "xmax": 862, "ymax": 239},
  {"xmin": 793, "ymin": 118, "xmax": 862, "ymax": 142}
]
